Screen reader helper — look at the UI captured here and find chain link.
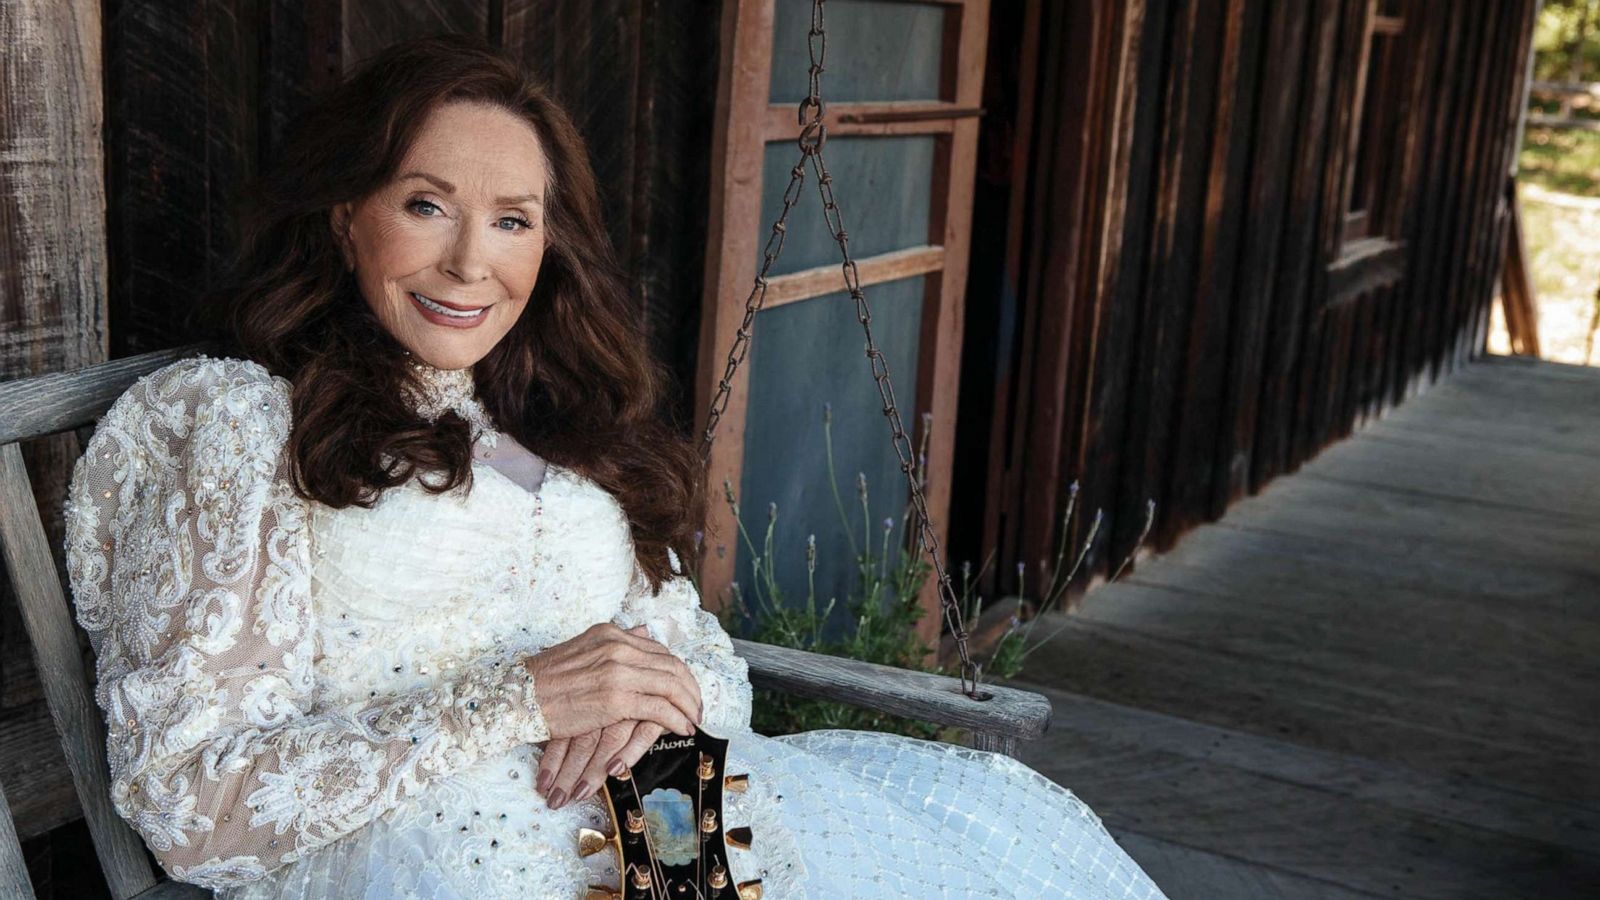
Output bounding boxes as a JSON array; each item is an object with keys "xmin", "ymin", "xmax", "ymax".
[{"xmin": 699, "ymin": 0, "xmax": 981, "ymax": 697}]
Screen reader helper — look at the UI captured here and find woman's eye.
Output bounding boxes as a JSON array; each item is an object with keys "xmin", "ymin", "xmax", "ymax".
[
  {"xmin": 407, "ymin": 199, "xmax": 442, "ymax": 217},
  {"xmin": 498, "ymin": 216, "xmax": 533, "ymax": 232}
]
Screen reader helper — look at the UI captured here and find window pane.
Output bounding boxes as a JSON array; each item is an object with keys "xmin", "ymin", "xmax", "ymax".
[
  {"xmin": 735, "ymin": 277, "xmax": 926, "ymax": 623},
  {"xmin": 758, "ymin": 135, "xmax": 934, "ymax": 277},
  {"xmin": 770, "ymin": 0, "xmax": 946, "ymax": 103}
]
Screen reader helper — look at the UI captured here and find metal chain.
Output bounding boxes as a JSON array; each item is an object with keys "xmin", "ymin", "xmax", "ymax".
[{"xmin": 698, "ymin": 0, "xmax": 981, "ymax": 696}]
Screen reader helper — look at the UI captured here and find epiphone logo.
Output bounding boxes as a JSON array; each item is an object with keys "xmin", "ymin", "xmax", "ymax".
[{"xmin": 650, "ymin": 737, "xmax": 695, "ymax": 752}]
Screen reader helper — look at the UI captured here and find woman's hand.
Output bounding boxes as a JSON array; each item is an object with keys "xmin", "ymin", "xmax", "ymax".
[
  {"xmin": 536, "ymin": 718, "xmax": 665, "ymax": 809},
  {"xmin": 521, "ymin": 622, "xmax": 702, "ymax": 741}
]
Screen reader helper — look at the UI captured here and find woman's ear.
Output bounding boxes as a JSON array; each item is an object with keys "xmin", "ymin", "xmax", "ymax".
[{"xmin": 330, "ymin": 203, "xmax": 355, "ymax": 271}]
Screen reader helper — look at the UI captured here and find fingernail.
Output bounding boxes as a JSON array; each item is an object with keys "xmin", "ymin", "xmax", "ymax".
[
  {"xmin": 536, "ymin": 771, "xmax": 551, "ymax": 793},
  {"xmin": 575, "ymin": 780, "xmax": 592, "ymax": 800},
  {"xmin": 607, "ymin": 759, "xmax": 626, "ymax": 778},
  {"xmin": 547, "ymin": 789, "xmax": 566, "ymax": 809}
]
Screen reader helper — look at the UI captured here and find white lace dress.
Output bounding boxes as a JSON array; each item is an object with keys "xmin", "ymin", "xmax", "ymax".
[{"xmin": 63, "ymin": 356, "xmax": 1168, "ymax": 900}]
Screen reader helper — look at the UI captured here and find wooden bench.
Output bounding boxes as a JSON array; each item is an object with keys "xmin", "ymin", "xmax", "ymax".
[{"xmin": 0, "ymin": 347, "xmax": 1052, "ymax": 899}]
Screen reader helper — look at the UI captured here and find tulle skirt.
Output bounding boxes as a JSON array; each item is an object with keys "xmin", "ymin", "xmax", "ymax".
[{"xmin": 221, "ymin": 729, "xmax": 1168, "ymax": 899}]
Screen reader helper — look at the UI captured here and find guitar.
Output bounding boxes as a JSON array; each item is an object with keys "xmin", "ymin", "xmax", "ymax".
[{"xmin": 579, "ymin": 728, "xmax": 761, "ymax": 899}]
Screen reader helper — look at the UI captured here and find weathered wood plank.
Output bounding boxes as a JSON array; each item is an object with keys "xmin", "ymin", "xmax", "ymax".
[
  {"xmin": 1165, "ymin": 0, "xmax": 1264, "ymax": 532},
  {"xmin": 1, "ymin": 701, "xmax": 80, "ymax": 840},
  {"xmin": 1018, "ymin": 689, "xmax": 1600, "ymax": 899},
  {"xmin": 1224, "ymin": 474, "xmax": 1600, "ymax": 580},
  {"xmin": 1249, "ymin": 0, "xmax": 1341, "ymax": 486},
  {"xmin": 1025, "ymin": 688, "xmax": 1599, "ymax": 857},
  {"xmin": 1073, "ymin": 578, "xmax": 1598, "ymax": 745},
  {"xmin": 343, "ymin": 0, "xmax": 486, "ymax": 71},
  {"xmin": 1214, "ymin": 0, "xmax": 1312, "ymax": 509},
  {"xmin": 733, "ymin": 638, "xmax": 1050, "ymax": 744},
  {"xmin": 1116, "ymin": 0, "xmax": 1225, "ymax": 555},
  {"xmin": 1165, "ymin": 517, "xmax": 1600, "ymax": 627},
  {"xmin": 0, "ymin": 345, "xmax": 207, "ymax": 445},
  {"xmin": 1063, "ymin": 0, "xmax": 1167, "ymax": 583},
  {"xmin": 1110, "ymin": 832, "xmax": 1390, "ymax": 900},
  {"xmin": 1021, "ymin": 616, "xmax": 1597, "ymax": 806},
  {"xmin": 1300, "ymin": 430, "xmax": 1600, "ymax": 521},
  {"xmin": 0, "ymin": 776, "xmax": 36, "ymax": 900},
  {"xmin": 131, "ymin": 881, "xmax": 211, "ymax": 900},
  {"xmin": 0, "ymin": 444, "xmax": 157, "ymax": 898}
]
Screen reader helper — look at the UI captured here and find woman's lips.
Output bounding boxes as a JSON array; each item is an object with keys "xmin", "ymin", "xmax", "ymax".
[{"xmin": 409, "ymin": 291, "xmax": 491, "ymax": 328}]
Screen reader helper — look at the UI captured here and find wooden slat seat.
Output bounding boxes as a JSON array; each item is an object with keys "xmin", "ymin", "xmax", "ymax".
[{"xmin": 0, "ymin": 347, "xmax": 1051, "ymax": 898}]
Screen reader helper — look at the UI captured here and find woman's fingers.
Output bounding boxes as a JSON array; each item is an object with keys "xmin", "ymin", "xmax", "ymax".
[
  {"xmin": 630, "ymin": 694, "xmax": 697, "ymax": 737},
  {"xmin": 521, "ymin": 622, "xmax": 704, "ymax": 739},
  {"xmin": 547, "ymin": 729, "xmax": 601, "ymax": 809},
  {"xmin": 537, "ymin": 738, "xmax": 569, "ymax": 797},
  {"xmin": 604, "ymin": 666, "xmax": 700, "ymax": 732},
  {"xmin": 608, "ymin": 721, "xmax": 665, "ymax": 774},
  {"xmin": 573, "ymin": 723, "xmax": 636, "ymax": 803}
]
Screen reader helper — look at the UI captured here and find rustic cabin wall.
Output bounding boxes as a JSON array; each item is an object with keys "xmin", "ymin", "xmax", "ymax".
[
  {"xmin": 958, "ymin": 0, "xmax": 1540, "ymax": 603},
  {"xmin": 10, "ymin": 2, "xmax": 717, "ymax": 891},
  {"xmin": 0, "ymin": 0, "xmax": 109, "ymax": 867}
]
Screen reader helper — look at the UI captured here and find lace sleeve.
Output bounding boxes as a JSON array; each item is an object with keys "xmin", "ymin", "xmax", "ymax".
[
  {"xmin": 614, "ymin": 548, "xmax": 753, "ymax": 734},
  {"xmin": 63, "ymin": 357, "xmax": 550, "ymax": 890}
]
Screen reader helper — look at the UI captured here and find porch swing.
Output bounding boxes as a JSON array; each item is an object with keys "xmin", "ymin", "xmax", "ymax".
[{"xmin": 0, "ymin": 1, "xmax": 1050, "ymax": 896}]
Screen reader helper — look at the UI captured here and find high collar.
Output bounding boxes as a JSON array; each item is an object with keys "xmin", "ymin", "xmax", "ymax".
[{"xmin": 401, "ymin": 358, "xmax": 499, "ymax": 447}]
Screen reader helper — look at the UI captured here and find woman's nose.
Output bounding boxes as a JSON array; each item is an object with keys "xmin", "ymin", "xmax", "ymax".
[{"xmin": 442, "ymin": 223, "xmax": 490, "ymax": 283}]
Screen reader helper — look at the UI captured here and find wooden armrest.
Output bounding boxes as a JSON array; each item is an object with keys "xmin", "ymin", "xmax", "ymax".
[
  {"xmin": 133, "ymin": 881, "xmax": 212, "ymax": 900},
  {"xmin": 732, "ymin": 639, "xmax": 1051, "ymax": 743}
]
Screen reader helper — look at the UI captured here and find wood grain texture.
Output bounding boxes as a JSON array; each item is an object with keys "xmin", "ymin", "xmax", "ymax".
[
  {"xmin": 962, "ymin": 2, "xmax": 1541, "ymax": 602},
  {"xmin": 1, "ymin": 700, "xmax": 82, "ymax": 840},
  {"xmin": 0, "ymin": 776, "xmax": 36, "ymax": 900},
  {"xmin": 0, "ymin": 444, "xmax": 158, "ymax": 899},
  {"xmin": 1012, "ymin": 357, "xmax": 1600, "ymax": 895},
  {"xmin": 733, "ymin": 638, "xmax": 1050, "ymax": 744},
  {"xmin": 0, "ymin": 345, "xmax": 209, "ymax": 445}
]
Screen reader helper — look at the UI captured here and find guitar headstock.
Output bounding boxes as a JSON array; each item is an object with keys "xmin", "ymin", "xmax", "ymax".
[{"xmin": 580, "ymin": 728, "xmax": 762, "ymax": 899}]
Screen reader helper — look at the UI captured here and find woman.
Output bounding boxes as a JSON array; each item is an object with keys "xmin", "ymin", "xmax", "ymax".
[{"xmin": 64, "ymin": 34, "xmax": 1167, "ymax": 900}]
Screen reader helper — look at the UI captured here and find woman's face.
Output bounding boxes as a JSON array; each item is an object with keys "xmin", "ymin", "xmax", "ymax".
[{"xmin": 332, "ymin": 100, "xmax": 550, "ymax": 371}]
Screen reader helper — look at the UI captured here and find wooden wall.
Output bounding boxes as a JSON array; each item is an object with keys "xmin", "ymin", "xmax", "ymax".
[
  {"xmin": 8, "ymin": 1, "xmax": 718, "ymax": 889},
  {"xmin": 953, "ymin": 0, "xmax": 1540, "ymax": 602}
]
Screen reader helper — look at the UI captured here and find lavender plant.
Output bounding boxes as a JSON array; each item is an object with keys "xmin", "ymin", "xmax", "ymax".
[{"xmin": 711, "ymin": 402, "xmax": 1154, "ymax": 739}]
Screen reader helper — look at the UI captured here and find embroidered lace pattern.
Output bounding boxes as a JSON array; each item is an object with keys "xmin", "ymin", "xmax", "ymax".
[
  {"xmin": 63, "ymin": 355, "xmax": 768, "ymax": 895},
  {"xmin": 399, "ymin": 358, "xmax": 498, "ymax": 449},
  {"xmin": 64, "ymin": 355, "xmax": 1167, "ymax": 899}
]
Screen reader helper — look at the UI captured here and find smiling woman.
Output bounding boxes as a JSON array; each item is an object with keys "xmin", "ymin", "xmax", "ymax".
[
  {"xmin": 330, "ymin": 103, "xmax": 550, "ymax": 367},
  {"xmin": 59, "ymin": 32, "xmax": 1168, "ymax": 900}
]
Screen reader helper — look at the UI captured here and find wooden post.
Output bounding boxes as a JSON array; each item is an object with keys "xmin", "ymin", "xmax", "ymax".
[
  {"xmin": 0, "ymin": 0, "xmax": 112, "ymax": 876},
  {"xmin": 1500, "ymin": 179, "xmax": 1541, "ymax": 357},
  {"xmin": 0, "ymin": 0, "xmax": 109, "ymax": 372}
]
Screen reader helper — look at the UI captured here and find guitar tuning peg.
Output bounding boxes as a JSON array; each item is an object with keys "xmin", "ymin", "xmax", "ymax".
[
  {"xmin": 577, "ymin": 827, "xmax": 612, "ymax": 857},
  {"xmin": 725, "ymin": 825, "xmax": 753, "ymax": 850},
  {"xmin": 709, "ymin": 861, "xmax": 729, "ymax": 889},
  {"xmin": 736, "ymin": 879, "xmax": 763, "ymax": 899},
  {"xmin": 699, "ymin": 752, "xmax": 716, "ymax": 780},
  {"xmin": 723, "ymin": 773, "xmax": 749, "ymax": 793},
  {"xmin": 630, "ymin": 865, "xmax": 654, "ymax": 890},
  {"xmin": 583, "ymin": 888, "xmax": 620, "ymax": 900}
]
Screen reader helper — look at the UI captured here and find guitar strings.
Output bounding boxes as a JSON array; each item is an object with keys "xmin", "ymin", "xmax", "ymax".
[{"xmin": 626, "ymin": 776, "xmax": 667, "ymax": 900}]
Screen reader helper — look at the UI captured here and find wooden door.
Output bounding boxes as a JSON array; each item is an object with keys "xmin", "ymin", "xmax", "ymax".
[{"xmin": 696, "ymin": 0, "xmax": 989, "ymax": 646}]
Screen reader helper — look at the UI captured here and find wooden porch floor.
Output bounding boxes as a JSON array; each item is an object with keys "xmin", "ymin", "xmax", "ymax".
[{"xmin": 1013, "ymin": 355, "xmax": 1600, "ymax": 899}]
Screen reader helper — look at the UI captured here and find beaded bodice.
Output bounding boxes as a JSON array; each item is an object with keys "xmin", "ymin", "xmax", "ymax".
[{"xmin": 63, "ymin": 355, "xmax": 759, "ymax": 897}]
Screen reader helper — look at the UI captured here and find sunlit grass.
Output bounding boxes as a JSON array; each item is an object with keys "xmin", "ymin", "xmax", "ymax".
[{"xmin": 1496, "ymin": 126, "xmax": 1600, "ymax": 365}]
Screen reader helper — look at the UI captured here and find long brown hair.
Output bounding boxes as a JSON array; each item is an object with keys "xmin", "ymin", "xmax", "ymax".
[{"xmin": 208, "ymin": 34, "xmax": 704, "ymax": 593}]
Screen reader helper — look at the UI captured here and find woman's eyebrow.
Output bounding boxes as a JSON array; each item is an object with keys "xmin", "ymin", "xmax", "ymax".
[{"xmin": 399, "ymin": 171, "xmax": 543, "ymax": 207}]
